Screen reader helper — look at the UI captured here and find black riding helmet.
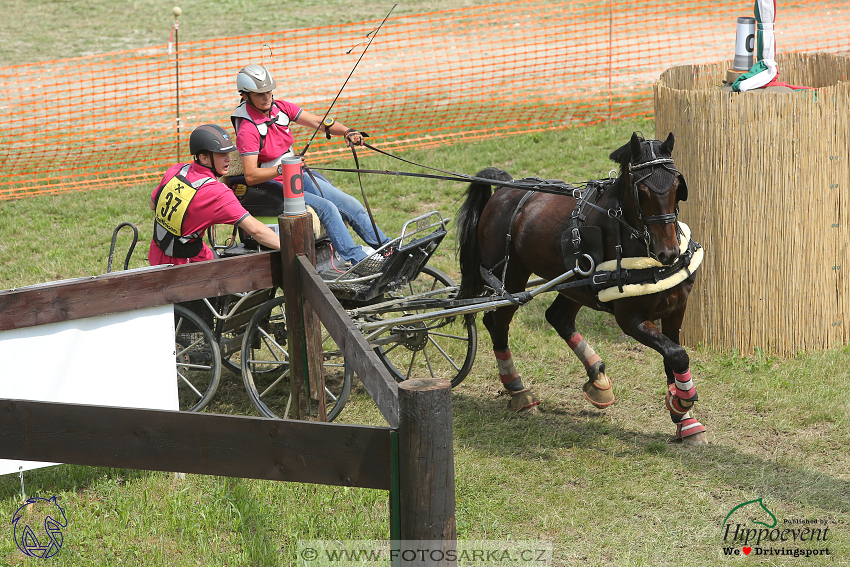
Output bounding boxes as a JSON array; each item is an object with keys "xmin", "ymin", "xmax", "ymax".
[{"xmin": 189, "ymin": 124, "xmax": 236, "ymax": 177}]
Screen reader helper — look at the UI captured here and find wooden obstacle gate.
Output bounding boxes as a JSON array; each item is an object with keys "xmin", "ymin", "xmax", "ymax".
[
  {"xmin": 0, "ymin": 212, "xmax": 456, "ymax": 561},
  {"xmin": 655, "ymin": 52, "xmax": 850, "ymax": 355}
]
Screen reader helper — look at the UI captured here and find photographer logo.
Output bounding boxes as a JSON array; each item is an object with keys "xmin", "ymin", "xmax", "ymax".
[{"xmin": 11, "ymin": 495, "xmax": 68, "ymax": 559}]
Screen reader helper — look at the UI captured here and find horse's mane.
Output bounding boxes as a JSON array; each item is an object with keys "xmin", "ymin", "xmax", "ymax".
[{"xmin": 608, "ymin": 137, "xmax": 638, "ymax": 178}]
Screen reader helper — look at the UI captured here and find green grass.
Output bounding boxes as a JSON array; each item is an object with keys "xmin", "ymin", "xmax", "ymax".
[
  {"xmin": 0, "ymin": 0, "xmax": 515, "ymax": 66},
  {"xmin": 2, "ymin": 120, "xmax": 850, "ymax": 566}
]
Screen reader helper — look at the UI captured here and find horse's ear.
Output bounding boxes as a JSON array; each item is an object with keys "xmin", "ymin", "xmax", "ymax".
[
  {"xmin": 629, "ymin": 132, "xmax": 642, "ymax": 162},
  {"xmin": 660, "ymin": 132, "xmax": 675, "ymax": 155},
  {"xmin": 676, "ymin": 174, "xmax": 688, "ymax": 202}
]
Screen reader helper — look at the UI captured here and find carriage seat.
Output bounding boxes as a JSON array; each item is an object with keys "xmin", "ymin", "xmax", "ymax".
[{"xmin": 221, "ymin": 150, "xmax": 325, "ymax": 241}]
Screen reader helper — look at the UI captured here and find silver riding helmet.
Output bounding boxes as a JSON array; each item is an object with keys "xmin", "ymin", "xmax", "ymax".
[{"xmin": 236, "ymin": 64, "xmax": 277, "ymax": 93}]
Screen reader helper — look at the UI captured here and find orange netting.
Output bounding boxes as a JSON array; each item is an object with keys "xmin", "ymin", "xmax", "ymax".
[{"xmin": 0, "ymin": 0, "xmax": 847, "ymax": 199}]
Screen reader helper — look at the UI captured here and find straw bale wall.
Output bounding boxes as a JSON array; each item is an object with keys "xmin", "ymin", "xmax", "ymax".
[{"xmin": 655, "ymin": 52, "xmax": 850, "ymax": 355}]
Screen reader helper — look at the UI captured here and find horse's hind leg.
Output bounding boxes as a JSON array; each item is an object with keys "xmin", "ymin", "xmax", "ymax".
[
  {"xmin": 545, "ymin": 294, "xmax": 615, "ymax": 409},
  {"xmin": 483, "ymin": 303, "xmax": 542, "ymax": 412}
]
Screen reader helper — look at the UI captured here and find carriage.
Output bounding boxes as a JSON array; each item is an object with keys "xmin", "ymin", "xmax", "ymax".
[
  {"xmin": 113, "ymin": 209, "xmax": 479, "ymax": 421},
  {"xmin": 111, "ymin": 203, "xmax": 582, "ymax": 422}
]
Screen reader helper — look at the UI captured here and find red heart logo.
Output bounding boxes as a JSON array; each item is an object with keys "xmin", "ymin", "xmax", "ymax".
[{"xmin": 743, "ymin": 547, "xmax": 752, "ymax": 555}]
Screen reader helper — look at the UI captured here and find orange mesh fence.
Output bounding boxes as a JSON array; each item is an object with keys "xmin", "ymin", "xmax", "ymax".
[{"xmin": 1, "ymin": 0, "xmax": 848, "ymax": 199}]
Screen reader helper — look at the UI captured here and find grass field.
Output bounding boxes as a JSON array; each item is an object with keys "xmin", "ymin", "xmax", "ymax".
[
  {"xmin": 2, "ymin": 1, "xmax": 850, "ymax": 565},
  {"xmin": 0, "ymin": 0, "xmax": 512, "ymax": 66},
  {"xmin": 2, "ymin": 119, "xmax": 850, "ymax": 566}
]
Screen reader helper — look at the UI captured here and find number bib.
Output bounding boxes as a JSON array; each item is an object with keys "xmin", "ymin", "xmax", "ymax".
[
  {"xmin": 152, "ymin": 167, "xmax": 212, "ymax": 258},
  {"xmin": 155, "ymin": 174, "xmax": 198, "ymax": 236}
]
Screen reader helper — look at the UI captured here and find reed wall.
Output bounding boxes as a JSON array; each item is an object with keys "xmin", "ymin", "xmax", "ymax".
[{"xmin": 655, "ymin": 53, "xmax": 850, "ymax": 355}]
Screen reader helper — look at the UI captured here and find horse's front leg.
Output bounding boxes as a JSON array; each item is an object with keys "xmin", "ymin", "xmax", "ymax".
[
  {"xmin": 660, "ymin": 307, "xmax": 707, "ymax": 442},
  {"xmin": 545, "ymin": 293, "xmax": 615, "ymax": 408},
  {"xmin": 616, "ymin": 309, "xmax": 707, "ymax": 446}
]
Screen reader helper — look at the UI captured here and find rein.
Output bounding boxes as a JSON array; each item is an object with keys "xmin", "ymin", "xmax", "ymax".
[
  {"xmin": 313, "ymin": 142, "xmax": 578, "ymax": 194},
  {"xmin": 316, "ymin": 138, "xmax": 682, "ymax": 266}
]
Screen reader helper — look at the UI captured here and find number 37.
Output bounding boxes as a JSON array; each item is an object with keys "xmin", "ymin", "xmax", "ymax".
[{"xmin": 160, "ymin": 191, "xmax": 183, "ymax": 221}]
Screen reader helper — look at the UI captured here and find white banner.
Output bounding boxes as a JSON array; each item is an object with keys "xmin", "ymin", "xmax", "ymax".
[{"xmin": 0, "ymin": 305, "xmax": 177, "ymax": 476}]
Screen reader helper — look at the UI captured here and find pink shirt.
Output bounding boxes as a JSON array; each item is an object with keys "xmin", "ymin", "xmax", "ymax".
[
  {"xmin": 148, "ymin": 162, "xmax": 250, "ymax": 266},
  {"xmin": 234, "ymin": 99, "xmax": 303, "ymax": 165}
]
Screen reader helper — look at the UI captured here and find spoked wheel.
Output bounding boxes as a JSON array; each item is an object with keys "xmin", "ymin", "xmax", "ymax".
[
  {"xmin": 174, "ymin": 305, "xmax": 222, "ymax": 412},
  {"xmin": 371, "ymin": 265, "xmax": 477, "ymax": 388},
  {"xmin": 219, "ymin": 289, "xmax": 284, "ymax": 375},
  {"xmin": 219, "ymin": 330, "xmax": 244, "ymax": 376},
  {"xmin": 241, "ymin": 296, "xmax": 352, "ymax": 421}
]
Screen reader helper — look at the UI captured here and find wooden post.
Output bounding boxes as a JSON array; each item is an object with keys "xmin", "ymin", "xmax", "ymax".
[
  {"xmin": 396, "ymin": 378, "xmax": 456, "ymax": 565},
  {"xmin": 279, "ymin": 214, "xmax": 325, "ymax": 421}
]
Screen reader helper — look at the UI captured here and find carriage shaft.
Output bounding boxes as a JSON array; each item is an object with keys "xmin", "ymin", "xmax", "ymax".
[{"xmin": 358, "ymin": 267, "xmax": 578, "ymax": 331}]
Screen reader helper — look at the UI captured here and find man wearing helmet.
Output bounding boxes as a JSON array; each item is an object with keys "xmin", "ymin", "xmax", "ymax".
[
  {"xmin": 148, "ymin": 124, "xmax": 281, "ymax": 265},
  {"xmin": 231, "ymin": 63, "xmax": 389, "ymax": 265}
]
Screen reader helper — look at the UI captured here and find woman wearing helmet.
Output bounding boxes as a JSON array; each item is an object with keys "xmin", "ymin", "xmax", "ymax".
[
  {"xmin": 231, "ymin": 64, "xmax": 389, "ymax": 265},
  {"xmin": 148, "ymin": 123, "xmax": 281, "ymax": 265}
]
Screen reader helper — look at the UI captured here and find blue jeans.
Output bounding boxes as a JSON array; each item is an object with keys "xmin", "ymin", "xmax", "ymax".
[{"xmin": 302, "ymin": 171, "xmax": 388, "ymax": 262}]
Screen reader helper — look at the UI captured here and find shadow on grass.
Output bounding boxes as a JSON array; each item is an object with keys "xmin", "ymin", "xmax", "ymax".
[{"xmin": 450, "ymin": 390, "xmax": 850, "ymax": 515}]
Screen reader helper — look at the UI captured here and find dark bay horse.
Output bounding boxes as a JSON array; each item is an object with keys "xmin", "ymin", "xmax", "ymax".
[{"xmin": 456, "ymin": 132, "xmax": 707, "ymax": 445}]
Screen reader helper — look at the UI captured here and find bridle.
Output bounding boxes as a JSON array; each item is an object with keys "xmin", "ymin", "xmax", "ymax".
[
  {"xmin": 565, "ymin": 141, "xmax": 683, "ymax": 261},
  {"xmin": 623, "ymin": 140, "xmax": 683, "ymax": 258}
]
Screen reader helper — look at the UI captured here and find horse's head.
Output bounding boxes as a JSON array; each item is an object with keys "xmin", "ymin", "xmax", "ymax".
[{"xmin": 609, "ymin": 132, "xmax": 687, "ymax": 265}]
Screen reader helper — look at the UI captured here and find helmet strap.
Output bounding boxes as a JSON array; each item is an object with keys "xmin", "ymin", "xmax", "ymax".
[
  {"xmin": 244, "ymin": 92, "xmax": 274, "ymax": 117},
  {"xmin": 195, "ymin": 152, "xmax": 223, "ymax": 178}
]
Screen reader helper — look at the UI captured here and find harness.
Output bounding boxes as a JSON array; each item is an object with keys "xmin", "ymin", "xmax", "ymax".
[
  {"xmin": 152, "ymin": 164, "xmax": 215, "ymax": 258},
  {"xmin": 479, "ymin": 189, "xmax": 538, "ymax": 305},
  {"xmin": 231, "ymin": 101, "xmax": 294, "ymax": 169},
  {"xmin": 481, "ymin": 140, "xmax": 698, "ymax": 305},
  {"xmin": 587, "ymin": 233, "xmax": 701, "ymax": 302}
]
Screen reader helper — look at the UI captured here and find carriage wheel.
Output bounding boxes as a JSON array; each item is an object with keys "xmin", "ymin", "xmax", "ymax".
[
  {"xmin": 240, "ymin": 296, "xmax": 352, "ymax": 421},
  {"xmin": 219, "ymin": 333, "xmax": 243, "ymax": 375},
  {"xmin": 373, "ymin": 266, "xmax": 477, "ymax": 388},
  {"xmin": 219, "ymin": 289, "xmax": 285, "ymax": 375},
  {"xmin": 174, "ymin": 305, "xmax": 222, "ymax": 412}
]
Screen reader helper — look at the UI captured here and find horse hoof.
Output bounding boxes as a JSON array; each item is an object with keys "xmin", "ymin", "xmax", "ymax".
[
  {"xmin": 507, "ymin": 389, "xmax": 541, "ymax": 412},
  {"xmin": 682, "ymin": 431, "xmax": 708, "ymax": 446},
  {"xmin": 582, "ymin": 374, "xmax": 615, "ymax": 409},
  {"xmin": 671, "ymin": 417, "xmax": 708, "ymax": 446}
]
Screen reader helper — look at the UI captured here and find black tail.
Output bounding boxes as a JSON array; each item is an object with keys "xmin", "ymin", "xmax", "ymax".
[{"xmin": 456, "ymin": 167, "xmax": 513, "ymax": 298}]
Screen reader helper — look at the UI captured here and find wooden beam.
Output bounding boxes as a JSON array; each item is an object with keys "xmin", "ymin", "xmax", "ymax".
[
  {"xmin": 0, "ymin": 399, "xmax": 391, "ymax": 490},
  {"xmin": 0, "ymin": 251, "xmax": 282, "ymax": 332},
  {"xmin": 297, "ymin": 255, "xmax": 399, "ymax": 428}
]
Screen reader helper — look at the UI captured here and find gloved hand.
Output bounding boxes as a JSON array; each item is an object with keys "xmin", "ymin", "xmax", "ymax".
[{"xmin": 344, "ymin": 129, "xmax": 365, "ymax": 147}]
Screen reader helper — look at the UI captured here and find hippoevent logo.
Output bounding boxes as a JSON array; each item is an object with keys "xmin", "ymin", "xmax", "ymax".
[
  {"xmin": 720, "ymin": 498, "xmax": 831, "ymax": 558},
  {"xmin": 11, "ymin": 496, "xmax": 68, "ymax": 559}
]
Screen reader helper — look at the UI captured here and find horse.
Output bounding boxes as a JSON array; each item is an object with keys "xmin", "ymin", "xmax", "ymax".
[{"xmin": 456, "ymin": 132, "xmax": 707, "ymax": 446}]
